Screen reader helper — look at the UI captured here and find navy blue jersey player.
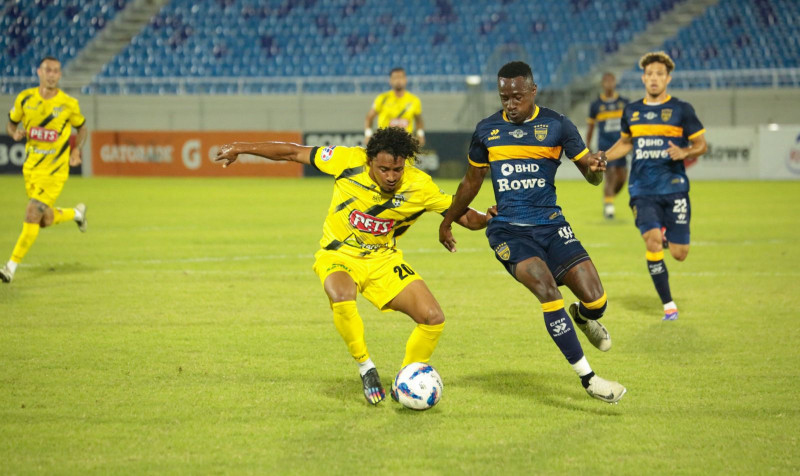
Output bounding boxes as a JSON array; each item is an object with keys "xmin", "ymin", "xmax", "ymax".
[
  {"xmin": 605, "ymin": 52, "xmax": 707, "ymax": 321},
  {"xmin": 586, "ymin": 72, "xmax": 629, "ymax": 219},
  {"xmin": 440, "ymin": 61, "xmax": 626, "ymax": 404}
]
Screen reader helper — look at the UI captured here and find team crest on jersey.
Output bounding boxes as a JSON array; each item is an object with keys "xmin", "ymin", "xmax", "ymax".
[
  {"xmin": 349, "ymin": 210, "xmax": 394, "ymax": 236},
  {"xmin": 495, "ymin": 242, "xmax": 510, "ymax": 261},
  {"xmin": 617, "ymin": 101, "xmax": 625, "ymax": 108},
  {"xmin": 392, "ymin": 194, "xmax": 405, "ymax": 207},
  {"xmin": 52, "ymin": 106, "xmax": 63, "ymax": 115},
  {"xmin": 509, "ymin": 129, "xmax": 527, "ymax": 139},
  {"xmin": 534, "ymin": 124, "xmax": 548, "ymax": 141},
  {"xmin": 320, "ymin": 146, "xmax": 336, "ymax": 162},
  {"xmin": 661, "ymin": 109, "xmax": 673, "ymax": 121}
]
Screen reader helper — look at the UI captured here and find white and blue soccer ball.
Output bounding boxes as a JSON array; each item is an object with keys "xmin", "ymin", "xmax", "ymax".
[{"xmin": 392, "ymin": 362, "xmax": 443, "ymax": 410}]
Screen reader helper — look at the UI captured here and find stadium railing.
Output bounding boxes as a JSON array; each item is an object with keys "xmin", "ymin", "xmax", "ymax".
[{"xmin": 2, "ymin": 69, "xmax": 798, "ymax": 96}]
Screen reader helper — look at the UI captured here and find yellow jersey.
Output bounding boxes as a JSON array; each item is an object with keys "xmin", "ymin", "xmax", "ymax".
[
  {"xmin": 8, "ymin": 87, "xmax": 85, "ymax": 180},
  {"xmin": 372, "ymin": 90, "xmax": 422, "ymax": 133},
  {"xmin": 310, "ymin": 145, "xmax": 452, "ymax": 257}
]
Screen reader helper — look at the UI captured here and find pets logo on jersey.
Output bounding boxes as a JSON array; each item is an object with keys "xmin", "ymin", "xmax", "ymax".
[{"xmin": 349, "ymin": 210, "xmax": 394, "ymax": 236}]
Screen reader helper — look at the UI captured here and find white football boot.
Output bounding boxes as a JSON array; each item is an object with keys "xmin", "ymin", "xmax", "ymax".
[
  {"xmin": 569, "ymin": 302, "xmax": 611, "ymax": 352},
  {"xmin": 0, "ymin": 264, "xmax": 14, "ymax": 283},
  {"xmin": 585, "ymin": 375, "xmax": 626, "ymax": 404},
  {"xmin": 75, "ymin": 203, "xmax": 87, "ymax": 233}
]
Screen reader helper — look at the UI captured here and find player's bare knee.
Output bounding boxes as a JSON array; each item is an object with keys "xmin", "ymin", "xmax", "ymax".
[
  {"xmin": 423, "ymin": 307, "xmax": 445, "ymax": 326},
  {"xmin": 671, "ymin": 248, "xmax": 689, "ymax": 261}
]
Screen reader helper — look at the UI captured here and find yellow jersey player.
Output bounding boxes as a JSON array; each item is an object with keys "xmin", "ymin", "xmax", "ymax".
[
  {"xmin": 364, "ymin": 68, "xmax": 425, "ymax": 147},
  {"xmin": 1, "ymin": 57, "xmax": 88, "ymax": 284},
  {"xmin": 215, "ymin": 127, "xmax": 491, "ymax": 405}
]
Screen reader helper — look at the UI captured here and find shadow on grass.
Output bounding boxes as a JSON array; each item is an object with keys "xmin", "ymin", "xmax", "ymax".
[
  {"xmin": 24, "ymin": 262, "xmax": 98, "ymax": 278},
  {"xmin": 614, "ymin": 293, "xmax": 661, "ymax": 314},
  {"xmin": 451, "ymin": 370, "xmax": 625, "ymax": 416}
]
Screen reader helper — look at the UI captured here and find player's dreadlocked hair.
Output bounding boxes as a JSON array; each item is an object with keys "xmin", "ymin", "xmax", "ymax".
[
  {"xmin": 639, "ymin": 51, "xmax": 675, "ymax": 74},
  {"xmin": 366, "ymin": 127, "xmax": 419, "ymax": 164},
  {"xmin": 498, "ymin": 61, "xmax": 535, "ymax": 86}
]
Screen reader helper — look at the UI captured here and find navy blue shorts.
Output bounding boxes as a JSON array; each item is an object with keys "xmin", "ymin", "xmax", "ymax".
[
  {"xmin": 486, "ymin": 221, "xmax": 590, "ymax": 286},
  {"xmin": 630, "ymin": 192, "xmax": 691, "ymax": 244}
]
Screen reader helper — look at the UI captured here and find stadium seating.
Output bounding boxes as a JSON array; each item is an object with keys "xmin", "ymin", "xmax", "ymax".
[
  {"xmin": 0, "ymin": 0, "xmax": 128, "ymax": 77},
  {"xmin": 658, "ymin": 0, "xmax": 799, "ymax": 71},
  {"xmin": 2, "ymin": 0, "xmax": 798, "ymax": 94},
  {"xmin": 93, "ymin": 0, "xmax": 672, "ymax": 93}
]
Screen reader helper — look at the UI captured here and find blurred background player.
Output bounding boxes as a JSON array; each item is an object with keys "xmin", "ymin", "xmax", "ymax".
[
  {"xmin": 1, "ymin": 57, "xmax": 88, "ymax": 284},
  {"xmin": 605, "ymin": 52, "xmax": 707, "ymax": 321},
  {"xmin": 439, "ymin": 61, "xmax": 626, "ymax": 404},
  {"xmin": 215, "ymin": 127, "xmax": 490, "ymax": 405},
  {"xmin": 586, "ymin": 72, "xmax": 629, "ymax": 219},
  {"xmin": 364, "ymin": 68, "xmax": 425, "ymax": 146}
]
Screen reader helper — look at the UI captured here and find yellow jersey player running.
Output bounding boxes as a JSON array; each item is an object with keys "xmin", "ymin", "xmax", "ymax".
[
  {"xmin": 2, "ymin": 57, "xmax": 88, "ymax": 284},
  {"xmin": 364, "ymin": 68, "xmax": 425, "ymax": 146},
  {"xmin": 215, "ymin": 127, "xmax": 490, "ymax": 405}
]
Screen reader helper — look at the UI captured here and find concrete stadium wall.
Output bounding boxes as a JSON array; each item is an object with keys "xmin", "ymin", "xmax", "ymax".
[{"xmin": 2, "ymin": 88, "xmax": 799, "ymax": 176}]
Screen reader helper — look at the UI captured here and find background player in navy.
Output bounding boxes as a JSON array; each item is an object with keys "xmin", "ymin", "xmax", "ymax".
[
  {"xmin": 439, "ymin": 61, "xmax": 626, "ymax": 404},
  {"xmin": 604, "ymin": 52, "xmax": 707, "ymax": 321},
  {"xmin": 586, "ymin": 72, "xmax": 629, "ymax": 219}
]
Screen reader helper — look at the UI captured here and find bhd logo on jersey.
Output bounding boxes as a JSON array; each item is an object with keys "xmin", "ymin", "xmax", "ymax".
[
  {"xmin": 661, "ymin": 109, "xmax": 673, "ymax": 121},
  {"xmin": 509, "ymin": 129, "xmax": 527, "ymax": 139},
  {"xmin": 320, "ymin": 146, "xmax": 336, "ymax": 162},
  {"xmin": 495, "ymin": 242, "xmax": 511, "ymax": 260},
  {"xmin": 644, "ymin": 111, "xmax": 657, "ymax": 120},
  {"xmin": 349, "ymin": 210, "xmax": 394, "ymax": 236},
  {"xmin": 534, "ymin": 124, "xmax": 548, "ymax": 141}
]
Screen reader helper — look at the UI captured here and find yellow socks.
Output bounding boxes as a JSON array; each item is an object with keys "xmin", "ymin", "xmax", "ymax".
[
  {"xmin": 402, "ymin": 322, "xmax": 444, "ymax": 368},
  {"xmin": 11, "ymin": 222, "xmax": 40, "ymax": 263},
  {"xmin": 331, "ymin": 301, "xmax": 369, "ymax": 363},
  {"xmin": 52, "ymin": 207, "xmax": 76, "ymax": 225}
]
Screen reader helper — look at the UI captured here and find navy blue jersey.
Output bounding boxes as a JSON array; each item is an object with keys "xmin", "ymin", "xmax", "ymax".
[
  {"xmin": 468, "ymin": 106, "xmax": 589, "ymax": 226},
  {"xmin": 588, "ymin": 93, "xmax": 629, "ymax": 150},
  {"xmin": 620, "ymin": 95, "xmax": 705, "ymax": 198}
]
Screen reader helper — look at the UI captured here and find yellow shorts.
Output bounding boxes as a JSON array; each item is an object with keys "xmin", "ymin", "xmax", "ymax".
[
  {"xmin": 312, "ymin": 249, "xmax": 423, "ymax": 311},
  {"xmin": 24, "ymin": 173, "xmax": 65, "ymax": 208}
]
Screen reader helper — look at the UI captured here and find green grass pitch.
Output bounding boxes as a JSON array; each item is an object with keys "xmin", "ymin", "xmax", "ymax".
[{"xmin": 1, "ymin": 175, "xmax": 798, "ymax": 474}]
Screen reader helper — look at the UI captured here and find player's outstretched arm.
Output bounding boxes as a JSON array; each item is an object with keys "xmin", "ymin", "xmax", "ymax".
[
  {"xmin": 7, "ymin": 121, "xmax": 25, "ymax": 141},
  {"xmin": 667, "ymin": 134, "xmax": 707, "ymax": 161},
  {"xmin": 604, "ymin": 136, "xmax": 633, "ymax": 161},
  {"xmin": 439, "ymin": 164, "xmax": 488, "ymax": 252},
  {"xmin": 215, "ymin": 141, "xmax": 313, "ymax": 168},
  {"xmin": 574, "ymin": 151, "xmax": 607, "ymax": 186},
  {"xmin": 454, "ymin": 205, "xmax": 495, "ymax": 231}
]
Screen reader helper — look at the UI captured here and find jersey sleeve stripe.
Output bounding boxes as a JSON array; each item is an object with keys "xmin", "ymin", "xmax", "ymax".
[
  {"xmin": 688, "ymin": 128, "xmax": 706, "ymax": 140},
  {"xmin": 586, "ymin": 118, "xmax": 595, "ymax": 124},
  {"xmin": 620, "ymin": 131, "xmax": 631, "ymax": 137},
  {"xmin": 570, "ymin": 148, "xmax": 589, "ymax": 162},
  {"xmin": 308, "ymin": 146, "xmax": 321, "ymax": 171},
  {"xmin": 468, "ymin": 157, "xmax": 489, "ymax": 168},
  {"xmin": 73, "ymin": 118, "xmax": 86, "ymax": 128},
  {"xmin": 629, "ymin": 124, "xmax": 683, "ymax": 138},
  {"xmin": 8, "ymin": 112, "xmax": 20, "ymax": 125},
  {"xmin": 488, "ymin": 145, "xmax": 561, "ymax": 161}
]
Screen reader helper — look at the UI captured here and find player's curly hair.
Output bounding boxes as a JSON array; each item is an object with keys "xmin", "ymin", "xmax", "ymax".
[
  {"xmin": 366, "ymin": 127, "xmax": 419, "ymax": 163},
  {"xmin": 639, "ymin": 51, "xmax": 675, "ymax": 74}
]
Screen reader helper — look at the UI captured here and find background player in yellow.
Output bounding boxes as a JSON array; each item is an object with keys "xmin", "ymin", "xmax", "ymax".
[
  {"xmin": 364, "ymin": 68, "xmax": 425, "ymax": 146},
  {"xmin": 215, "ymin": 127, "xmax": 491, "ymax": 405},
  {"xmin": 1, "ymin": 57, "xmax": 88, "ymax": 284}
]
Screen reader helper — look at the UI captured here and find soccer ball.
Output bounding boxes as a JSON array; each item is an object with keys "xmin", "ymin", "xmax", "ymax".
[{"xmin": 392, "ymin": 362, "xmax": 443, "ymax": 410}]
